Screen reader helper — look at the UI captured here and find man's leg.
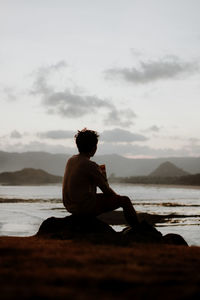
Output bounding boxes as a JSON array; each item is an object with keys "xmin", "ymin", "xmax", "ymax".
[
  {"xmin": 119, "ymin": 195, "xmax": 139, "ymax": 227},
  {"xmin": 94, "ymin": 193, "xmax": 139, "ymax": 227}
]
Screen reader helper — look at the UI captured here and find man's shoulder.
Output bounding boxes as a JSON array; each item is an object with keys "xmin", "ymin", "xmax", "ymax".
[
  {"xmin": 68, "ymin": 154, "xmax": 77, "ymax": 160},
  {"xmin": 87, "ymin": 158, "xmax": 97, "ymax": 165},
  {"xmin": 67, "ymin": 155, "xmax": 98, "ymax": 166},
  {"xmin": 79, "ymin": 157, "xmax": 99, "ymax": 171},
  {"xmin": 67, "ymin": 154, "xmax": 80, "ymax": 162},
  {"xmin": 67, "ymin": 154, "xmax": 100, "ymax": 169},
  {"xmin": 87, "ymin": 160, "xmax": 100, "ymax": 173},
  {"xmin": 66, "ymin": 155, "xmax": 78, "ymax": 167}
]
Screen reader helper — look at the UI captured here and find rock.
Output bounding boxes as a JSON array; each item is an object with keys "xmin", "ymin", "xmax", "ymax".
[
  {"xmin": 162, "ymin": 233, "xmax": 188, "ymax": 246},
  {"xmin": 36, "ymin": 216, "xmax": 188, "ymax": 246},
  {"xmin": 122, "ymin": 221, "xmax": 163, "ymax": 244},
  {"xmin": 36, "ymin": 215, "xmax": 117, "ymax": 242}
]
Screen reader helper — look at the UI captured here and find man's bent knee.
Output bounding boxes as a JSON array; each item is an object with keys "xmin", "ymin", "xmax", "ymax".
[{"xmin": 119, "ymin": 195, "xmax": 132, "ymax": 207}]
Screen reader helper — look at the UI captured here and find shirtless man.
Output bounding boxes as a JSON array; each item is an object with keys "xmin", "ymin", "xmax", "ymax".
[{"xmin": 62, "ymin": 129, "xmax": 139, "ymax": 227}]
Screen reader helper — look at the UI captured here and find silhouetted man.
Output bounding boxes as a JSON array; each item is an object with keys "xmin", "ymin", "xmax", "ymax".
[{"xmin": 62, "ymin": 129, "xmax": 139, "ymax": 227}]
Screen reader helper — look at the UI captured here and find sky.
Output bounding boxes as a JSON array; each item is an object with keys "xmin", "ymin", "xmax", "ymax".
[{"xmin": 0, "ymin": 0, "xmax": 200, "ymax": 158}]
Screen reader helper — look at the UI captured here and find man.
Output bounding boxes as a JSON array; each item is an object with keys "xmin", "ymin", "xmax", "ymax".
[{"xmin": 62, "ymin": 129, "xmax": 139, "ymax": 227}]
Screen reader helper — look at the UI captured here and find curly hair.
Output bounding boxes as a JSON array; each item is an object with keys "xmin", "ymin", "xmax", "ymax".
[{"xmin": 75, "ymin": 129, "xmax": 99, "ymax": 153}]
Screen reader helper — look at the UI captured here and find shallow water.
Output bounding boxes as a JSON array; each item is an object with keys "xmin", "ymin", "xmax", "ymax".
[{"xmin": 0, "ymin": 183, "xmax": 199, "ymax": 246}]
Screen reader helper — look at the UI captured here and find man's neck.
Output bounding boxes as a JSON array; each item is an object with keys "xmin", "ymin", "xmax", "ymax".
[{"xmin": 79, "ymin": 152, "xmax": 91, "ymax": 159}]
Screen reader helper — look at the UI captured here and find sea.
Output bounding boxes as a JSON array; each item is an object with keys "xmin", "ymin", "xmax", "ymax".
[{"xmin": 0, "ymin": 183, "xmax": 199, "ymax": 246}]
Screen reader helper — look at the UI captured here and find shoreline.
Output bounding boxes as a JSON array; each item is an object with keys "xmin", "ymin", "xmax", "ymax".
[
  {"xmin": 0, "ymin": 199, "xmax": 191, "ymax": 226},
  {"xmin": 1, "ymin": 182, "xmax": 200, "ymax": 189},
  {"xmin": 110, "ymin": 182, "xmax": 200, "ymax": 189}
]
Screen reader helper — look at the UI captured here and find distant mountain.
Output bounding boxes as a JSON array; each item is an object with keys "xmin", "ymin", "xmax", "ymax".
[
  {"xmin": 0, "ymin": 151, "xmax": 200, "ymax": 177},
  {"xmin": 0, "ymin": 151, "xmax": 69, "ymax": 176},
  {"xmin": 94, "ymin": 155, "xmax": 200, "ymax": 176},
  {"xmin": 0, "ymin": 168, "xmax": 62, "ymax": 185},
  {"xmin": 149, "ymin": 161, "xmax": 189, "ymax": 177}
]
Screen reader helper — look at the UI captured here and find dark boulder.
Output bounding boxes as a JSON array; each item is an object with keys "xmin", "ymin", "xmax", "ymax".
[
  {"xmin": 162, "ymin": 233, "xmax": 188, "ymax": 246},
  {"xmin": 122, "ymin": 222, "xmax": 188, "ymax": 245},
  {"xmin": 36, "ymin": 215, "xmax": 188, "ymax": 246},
  {"xmin": 122, "ymin": 221, "xmax": 163, "ymax": 244},
  {"xmin": 36, "ymin": 215, "xmax": 117, "ymax": 243}
]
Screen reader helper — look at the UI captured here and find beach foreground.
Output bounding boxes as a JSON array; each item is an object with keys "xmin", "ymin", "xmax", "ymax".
[{"xmin": 0, "ymin": 236, "xmax": 200, "ymax": 299}]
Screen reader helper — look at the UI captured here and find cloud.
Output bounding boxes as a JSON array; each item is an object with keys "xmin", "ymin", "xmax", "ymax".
[
  {"xmin": 43, "ymin": 91, "xmax": 113, "ymax": 118},
  {"xmin": 0, "ymin": 86, "xmax": 16, "ymax": 102},
  {"xmin": 186, "ymin": 143, "xmax": 200, "ymax": 155},
  {"xmin": 188, "ymin": 138, "xmax": 200, "ymax": 144},
  {"xmin": 37, "ymin": 130, "xmax": 75, "ymax": 139},
  {"xmin": 144, "ymin": 125, "xmax": 162, "ymax": 132},
  {"xmin": 184, "ymin": 138, "xmax": 200, "ymax": 156},
  {"xmin": 31, "ymin": 61, "xmax": 112, "ymax": 118},
  {"xmin": 10, "ymin": 130, "xmax": 22, "ymax": 139},
  {"xmin": 2, "ymin": 141, "xmax": 75, "ymax": 154},
  {"xmin": 104, "ymin": 108, "xmax": 136, "ymax": 127},
  {"xmin": 105, "ymin": 56, "xmax": 199, "ymax": 84},
  {"xmin": 31, "ymin": 60, "xmax": 67, "ymax": 96},
  {"xmin": 130, "ymin": 48, "xmax": 144, "ymax": 58},
  {"xmin": 101, "ymin": 128, "xmax": 147, "ymax": 143},
  {"xmin": 148, "ymin": 125, "xmax": 161, "ymax": 132},
  {"xmin": 37, "ymin": 128, "xmax": 147, "ymax": 143},
  {"xmin": 31, "ymin": 61, "xmax": 136, "ymax": 126},
  {"xmin": 2, "ymin": 137, "xmax": 198, "ymax": 158}
]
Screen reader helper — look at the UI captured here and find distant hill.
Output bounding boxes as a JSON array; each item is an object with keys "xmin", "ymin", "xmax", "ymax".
[
  {"xmin": 0, "ymin": 151, "xmax": 200, "ymax": 177},
  {"xmin": 149, "ymin": 161, "xmax": 189, "ymax": 177},
  {"xmin": 0, "ymin": 168, "xmax": 62, "ymax": 185},
  {"xmin": 112, "ymin": 173, "xmax": 200, "ymax": 186},
  {"xmin": 0, "ymin": 151, "xmax": 69, "ymax": 176},
  {"xmin": 95, "ymin": 155, "xmax": 200, "ymax": 176}
]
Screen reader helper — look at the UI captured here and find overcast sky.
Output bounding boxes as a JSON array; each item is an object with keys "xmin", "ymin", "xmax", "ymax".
[{"xmin": 1, "ymin": 0, "xmax": 200, "ymax": 157}]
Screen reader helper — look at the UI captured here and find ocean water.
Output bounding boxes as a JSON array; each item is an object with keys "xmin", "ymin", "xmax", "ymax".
[{"xmin": 0, "ymin": 183, "xmax": 199, "ymax": 246}]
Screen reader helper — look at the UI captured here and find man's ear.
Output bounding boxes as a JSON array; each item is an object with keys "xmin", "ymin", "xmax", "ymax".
[{"xmin": 90, "ymin": 145, "xmax": 97, "ymax": 156}]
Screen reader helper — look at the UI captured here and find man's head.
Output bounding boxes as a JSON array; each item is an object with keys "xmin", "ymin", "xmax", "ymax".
[{"xmin": 75, "ymin": 129, "xmax": 99, "ymax": 156}]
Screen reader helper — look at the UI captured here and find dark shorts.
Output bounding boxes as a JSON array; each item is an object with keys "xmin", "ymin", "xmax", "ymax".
[{"xmin": 71, "ymin": 193, "xmax": 120, "ymax": 216}]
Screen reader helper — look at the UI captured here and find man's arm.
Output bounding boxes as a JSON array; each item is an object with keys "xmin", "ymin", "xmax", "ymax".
[{"xmin": 90, "ymin": 162, "xmax": 117, "ymax": 196}]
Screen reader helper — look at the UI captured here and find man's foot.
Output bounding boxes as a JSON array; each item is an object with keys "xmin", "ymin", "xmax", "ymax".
[{"xmin": 125, "ymin": 215, "xmax": 140, "ymax": 228}]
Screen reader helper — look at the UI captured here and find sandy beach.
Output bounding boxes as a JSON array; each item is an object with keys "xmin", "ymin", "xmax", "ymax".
[
  {"xmin": 0, "ymin": 237, "xmax": 200, "ymax": 299},
  {"xmin": 0, "ymin": 210, "xmax": 200, "ymax": 300}
]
